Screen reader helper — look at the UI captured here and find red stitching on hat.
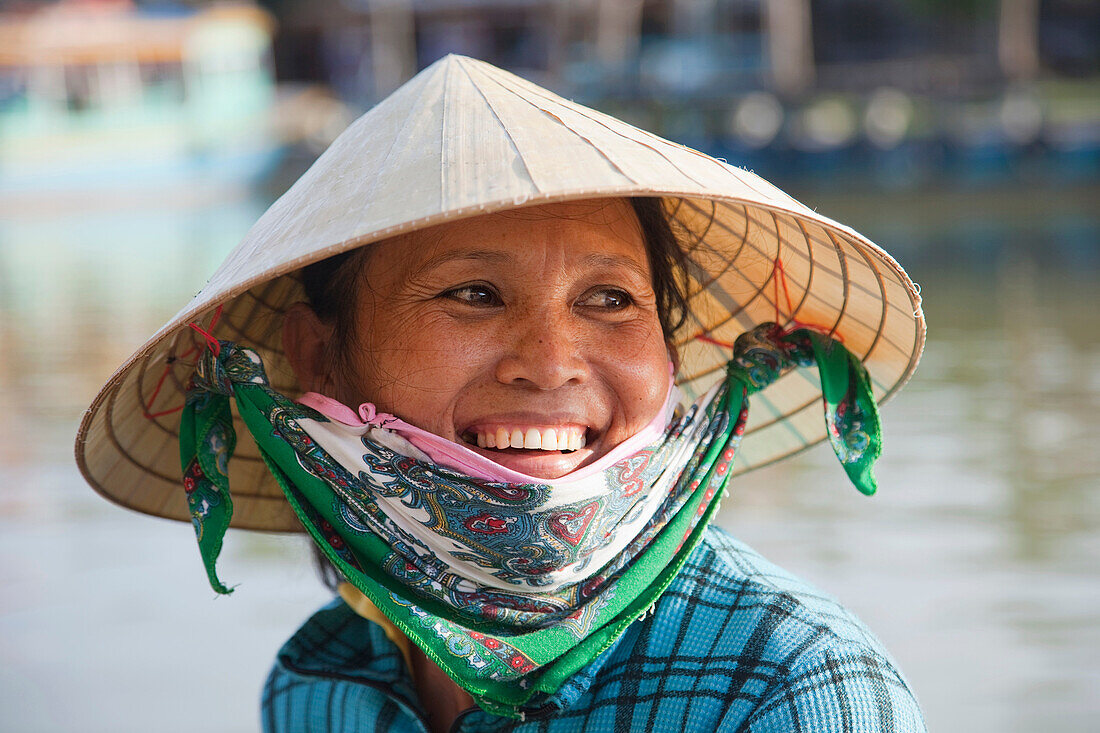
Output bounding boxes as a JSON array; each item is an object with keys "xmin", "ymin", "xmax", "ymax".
[{"xmin": 142, "ymin": 305, "xmax": 224, "ymax": 420}]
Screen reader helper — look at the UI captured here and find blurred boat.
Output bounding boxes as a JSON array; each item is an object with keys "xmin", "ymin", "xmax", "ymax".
[{"xmin": 0, "ymin": 1, "xmax": 284, "ymax": 208}]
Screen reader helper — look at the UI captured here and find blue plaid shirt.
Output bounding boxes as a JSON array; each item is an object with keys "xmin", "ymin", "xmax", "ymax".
[{"xmin": 263, "ymin": 527, "xmax": 926, "ymax": 732}]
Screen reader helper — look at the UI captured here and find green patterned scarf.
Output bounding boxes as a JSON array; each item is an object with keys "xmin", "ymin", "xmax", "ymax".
[{"xmin": 178, "ymin": 323, "xmax": 881, "ymax": 717}]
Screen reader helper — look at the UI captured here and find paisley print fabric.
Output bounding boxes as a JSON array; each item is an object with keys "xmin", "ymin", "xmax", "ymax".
[
  {"xmin": 294, "ymin": 390, "xmax": 707, "ymax": 601},
  {"xmin": 178, "ymin": 322, "xmax": 881, "ymax": 717}
]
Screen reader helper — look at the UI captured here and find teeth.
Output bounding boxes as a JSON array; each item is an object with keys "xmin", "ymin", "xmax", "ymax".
[
  {"xmin": 469, "ymin": 426, "xmax": 587, "ymax": 451},
  {"xmin": 523, "ymin": 428, "xmax": 541, "ymax": 449}
]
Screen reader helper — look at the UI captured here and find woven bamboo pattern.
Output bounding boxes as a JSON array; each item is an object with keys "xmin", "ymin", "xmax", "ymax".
[{"xmin": 75, "ymin": 55, "xmax": 924, "ymax": 532}]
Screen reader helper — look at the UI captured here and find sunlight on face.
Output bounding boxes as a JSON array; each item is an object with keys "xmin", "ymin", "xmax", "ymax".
[{"xmin": 330, "ymin": 198, "xmax": 671, "ymax": 479}]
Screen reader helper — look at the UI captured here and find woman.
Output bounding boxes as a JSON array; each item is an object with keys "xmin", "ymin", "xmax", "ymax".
[{"xmin": 76, "ymin": 56, "xmax": 926, "ymax": 731}]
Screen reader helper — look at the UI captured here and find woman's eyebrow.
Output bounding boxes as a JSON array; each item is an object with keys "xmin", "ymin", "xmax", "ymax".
[
  {"xmin": 416, "ymin": 249, "xmax": 511, "ymax": 273},
  {"xmin": 583, "ymin": 253, "xmax": 650, "ymax": 281},
  {"xmin": 413, "ymin": 250, "xmax": 648, "ymax": 280}
]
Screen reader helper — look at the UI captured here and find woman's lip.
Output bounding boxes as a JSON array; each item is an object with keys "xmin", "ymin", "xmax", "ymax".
[
  {"xmin": 458, "ymin": 413, "xmax": 594, "ymax": 433},
  {"xmin": 462, "ymin": 442, "xmax": 597, "ymax": 479}
]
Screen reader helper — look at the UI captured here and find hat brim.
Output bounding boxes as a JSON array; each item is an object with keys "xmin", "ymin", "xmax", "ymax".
[{"xmin": 75, "ymin": 56, "xmax": 924, "ymax": 532}]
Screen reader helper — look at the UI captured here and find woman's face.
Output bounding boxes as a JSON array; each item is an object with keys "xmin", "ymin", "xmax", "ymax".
[{"xmin": 308, "ymin": 199, "xmax": 671, "ymax": 479}]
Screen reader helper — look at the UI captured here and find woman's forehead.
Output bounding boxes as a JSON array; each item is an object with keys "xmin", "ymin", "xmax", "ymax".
[{"xmin": 370, "ymin": 198, "xmax": 649, "ymax": 274}]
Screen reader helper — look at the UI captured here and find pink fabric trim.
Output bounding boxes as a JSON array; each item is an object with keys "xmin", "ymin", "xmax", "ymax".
[
  {"xmin": 296, "ymin": 370, "xmax": 678, "ymax": 484},
  {"xmin": 297, "ymin": 392, "xmax": 371, "ymax": 426}
]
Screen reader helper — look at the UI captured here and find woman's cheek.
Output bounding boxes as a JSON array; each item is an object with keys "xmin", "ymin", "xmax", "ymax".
[
  {"xmin": 599, "ymin": 320, "xmax": 668, "ymax": 377},
  {"xmin": 372, "ymin": 309, "xmax": 471, "ymax": 363},
  {"xmin": 594, "ymin": 343, "xmax": 669, "ymax": 437}
]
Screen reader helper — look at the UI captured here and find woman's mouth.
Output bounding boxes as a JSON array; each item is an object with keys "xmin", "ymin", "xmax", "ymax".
[
  {"xmin": 456, "ymin": 420, "xmax": 600, "ymax": 478},
  {"xmin": 461, "ymin": 425, "xmax": 587, "ymax": 452}
]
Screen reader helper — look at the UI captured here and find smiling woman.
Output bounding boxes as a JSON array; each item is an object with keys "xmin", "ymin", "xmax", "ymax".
[
  {"xmin": 287, "ymin": 199, "xmax": 672, "ymax": 480},
  {"xmin": 75, "ymin": 56, "xmax": 927, "ymax": 733}
]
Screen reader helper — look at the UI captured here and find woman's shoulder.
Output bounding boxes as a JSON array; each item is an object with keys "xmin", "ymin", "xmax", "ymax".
[
  {"xmin": 666, "ymin": 525, "xmax": 918, "ymax": 685},
  {"xmin": 677, "ymin": 525, "xmax": 891, "ymax": 652},
  {"xmin": 261, "ymin": 599, "xmax": 428, "ymax": 732},
  {"xmin": 587, "ymin": 524, "xmax": 927, "ymax": 731}
]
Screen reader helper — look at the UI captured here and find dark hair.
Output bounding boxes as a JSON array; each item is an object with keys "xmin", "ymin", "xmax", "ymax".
[
  {"xmin": 630, "ymin": 197, "xmax": 689, "ymax": 339},
  {"xmin": 299, "ymin": 245, "xmax": 371, "ymax": 363},
  {"xmin": 299, "ymin": 198, "xmax": 689, "ymax": 591}
]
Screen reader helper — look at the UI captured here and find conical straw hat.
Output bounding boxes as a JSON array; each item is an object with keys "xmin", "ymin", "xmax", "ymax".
[{"xmin": 75, "ymin": 55, "xmax": 925, "ymax": 532}]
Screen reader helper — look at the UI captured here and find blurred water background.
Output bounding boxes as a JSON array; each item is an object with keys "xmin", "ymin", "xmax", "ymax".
[{"xmin": 1, "ymin": 1, "xmax": 1097, "ymax": 731}]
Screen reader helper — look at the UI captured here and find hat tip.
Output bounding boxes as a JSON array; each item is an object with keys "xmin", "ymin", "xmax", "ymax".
[
  {"xmin": 438, "ymin": 52, "xmax": 472, "ymax": 65},
  {"xmin": 421, "ymin": 53, "xmax": 474, "ymax": 76}
]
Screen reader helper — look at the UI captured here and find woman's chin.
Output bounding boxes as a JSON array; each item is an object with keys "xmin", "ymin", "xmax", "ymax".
[{"xmin": 465, "ymin": 445, "xmax": 596, "ymax": 479}]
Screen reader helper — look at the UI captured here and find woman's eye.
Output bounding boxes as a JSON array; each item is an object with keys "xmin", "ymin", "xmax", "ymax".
[
  {"xmin": 580, "ymin": 288, "xmax": 633, "ymax": 311},
  {"xmin": 443, "ymin": 284, "xmax": 501, "ymax": 307}
]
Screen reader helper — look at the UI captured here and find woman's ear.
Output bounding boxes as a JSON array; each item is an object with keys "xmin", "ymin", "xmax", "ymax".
[
  {"xmin": 283, "ymin": 303, "xmax": 336, "ymax": 395},
  {"xmin": 666, "ymin": 339, "xmax": 681, "ymax": 374}
]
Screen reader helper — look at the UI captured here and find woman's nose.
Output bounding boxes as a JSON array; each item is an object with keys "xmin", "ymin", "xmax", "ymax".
[{"xmin": 494, "ymin": 312, "xmax": 590, "ymax": 390}]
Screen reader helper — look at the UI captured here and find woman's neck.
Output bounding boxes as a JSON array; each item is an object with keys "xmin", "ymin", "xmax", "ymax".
[{"xmin": 410, "ymin": 645, "xmax": 475, "ymax": 733}]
